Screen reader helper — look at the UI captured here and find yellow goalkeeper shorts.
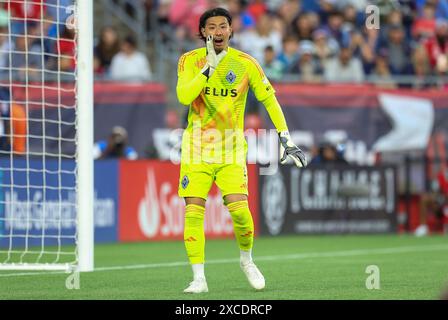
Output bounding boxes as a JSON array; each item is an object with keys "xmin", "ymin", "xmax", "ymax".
[{"xmin": 178, "ymin": 162, "xmax": 248, "ymax": 200}]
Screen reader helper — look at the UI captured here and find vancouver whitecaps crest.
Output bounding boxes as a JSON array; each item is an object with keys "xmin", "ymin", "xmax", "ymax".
[{"xmin": 226, "ymin": 70, "xmax": 236, "ymax": 84}]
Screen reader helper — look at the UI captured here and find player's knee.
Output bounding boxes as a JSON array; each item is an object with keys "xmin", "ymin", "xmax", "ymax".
[
  {"xmin": 185, "ymin": 197, "xmax": 206, "ymax": 207},
  {"xmin": 227, "ymin": 200, "xmax": 251, "ymax": 224},
  {"xmin": 185, "ymin": 204, "xmax": 205, "ymax": 222},
  {"xmin": 227, "ymin": 200, "xmax": 249, "ymax": 212},
  {"xmin": 224, "ymin": 194, "xmax": 248, "ymax": 204}
]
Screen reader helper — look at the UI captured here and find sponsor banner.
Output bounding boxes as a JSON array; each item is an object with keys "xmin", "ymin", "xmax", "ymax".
[
  {"xmin": 259, "ymin": 164, "xmax": 397, "ymax": 235},
  {"xmin": 119, "ymin": 160, "xmax": 259, "ymax": 242},
  {"xmin": 259, "ymin": 84, "xmax": 448, "ymax": 166},
  {"xmin": 0, "ymin": 159, "xmax": 118, "ymax": 246},
  {"xmin": 12, "ymin": 83, "xmax": 448, "ymax": 164}
]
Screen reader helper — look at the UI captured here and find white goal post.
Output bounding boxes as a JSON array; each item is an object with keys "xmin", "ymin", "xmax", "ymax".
[{"xmin": 0, "ymin": 0, "xmax": 93, "ymax": 272}]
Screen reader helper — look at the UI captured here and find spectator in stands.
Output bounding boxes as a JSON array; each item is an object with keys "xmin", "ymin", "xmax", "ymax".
[
  {"xmin": 323, "ymin": 10, "xmax": 351, "ymax": 48},
  {"xmin": 364, "ymin": 26, "xmax": 380, "ymax": 55},
  {"xmin": 338, "ymin": 0, "xmax": 370, "ymax": 13},
  {"xmin": 239, "ymin": 13, "xmax": 282, "ymax": 64},
  {"xmin": 246, "ymin": 0, "xmax": 267, "ymax": 23},
  {"xmin": 228, "ymin": 14, "xmax": 244, "ymax": 50},
  {"xmin": 173, "ymin": 24, "xmax": 199, "ymax": 55},
  {"xmin": 416, "ymin": 0, "xmax": 448, "ymax": 21},
  {"xmin": 291, "ymin": 40, "xmax": 323, "ymax": 83},
  {"xmin": 271, "ymin": 13, "xmax": 289, "ymax": 40},
  {"xmin": 261, "ymin": 45, "xmax": 283, "ymax": 81},
  {"xmin": 56, "ymin": 26, "xmax": 76, "ymax": 73},
  {"xmin": 0, "ymin": 87, "xmax": 27, "ymax": 155},
  {"xmin": 94, "ymin": 26, "xmax": 121, "ymax": 75},
  {"xmin": 387, "ymin": 8, "xmax": 406, "ymax": 27},
  {"xmin": 370, "ymin": 50, "xmax": 397, "ymax": 89},
  {"xmin": 277, "ymin": 36, "xmax": 300, "ymax": 74},
  {"xmin": 377, "ymin": 2, "xmax": 402, "ymax": 28},
  {"xmin": 378, "ymin": 8, "xmax": 407, "ymax": 43},
  {"xmin": 324, "ymin": 46, "xmax": 364, "ymax": 83},
  {"xmin": 168, "ymin": 0, "xmax": 209, "ymax": 37},
  {"xmin": 154, "ymin": 0, "xmax": 172, "ymax": 32},
  {"xmin": 377, "ymin": 24, "xmax": 414, "ymax": 78},
  {"xmin": 0, "ymin": 91, "xmax": 10, "ymax": 152},
  {"xmin": 277, "ymin": 0, "xmax": 301, "ymax": 31},
  {"xmin": 94, "ymin": 126, "xmax": 138, "ymax": 160},
  {"xmin": 155, "ymin": 0, "xmax": 448, "ymax": 85},
  {"xmin": 412, "ymin": 44, "xmax": 433, "ymax": 89},
  {"xmin": 306, "ymin": 11, "xmax": 321, "ymax": 32},
  {"xmin": 312, "ymin": 28, "xmax": 339, "ymax": 64},
  {"xmin": 46, "ymin": 0, "xmax": 73, "ymax": 27},
  {"xmin": 350, "ymin": 30, "xmax": 376, "ymax": 74},
  {"xmin": 3, "ymin": 0, "xmax": 45, "ymax": 35},
  {"xmin": 40, "ymin": 13, "xmax": 58, "ymax": 57},
  {"xmin": 227, "ymin": 0, "xmax": 255, "ymax": 31},
  {"xmin": 309, "ymin": 139, "xmax": 348, "ymax": 165},
  {"xmin": 423, "ymin": 19, "xmax": 448, "ymax": 75},
  {"xmin": 109, "ymin": 34, "xmax": 152, "ymax": 81},
  {"xmin": 246, "ymin": 0, "xmax": 267, "ymax": 21},
  {"xmin": 341, "ymin": 3, "xmax": 364, "ymax": 30},
  {"xmin": 318, "ymin": 0, "xmax": 338, "ymax": 21},
  {"xmin": 9, "ymin": 23, "xmax": 44, "ymax": 81},
  {"xmin": 0, "ymin": 9, "xmax": 11, "ymax": 74},
  {"xmin": 292, "ymin": 13, "xmax": 314, "ymax": 42},
  {"xmin": 412, "ymin": 2, "xmax": 437, "ymax": 41}
]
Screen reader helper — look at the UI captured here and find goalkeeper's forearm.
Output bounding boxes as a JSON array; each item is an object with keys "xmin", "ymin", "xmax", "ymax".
[
  {"xmin": 261, "ymin": 94, "xmax": 289, "ymax": 133},
  {"xmin": 176, "ymin": 72, "xmax": 208, "ymax": 106}
]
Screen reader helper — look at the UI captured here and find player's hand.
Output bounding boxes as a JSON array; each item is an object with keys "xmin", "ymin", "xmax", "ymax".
[
  {"xmin": 278, "ymin": 131, "xmax": 307, "ymax": 168},
  {"xmin": 202, "ymin": 35, "xmax": 227, "ymax": 78}
]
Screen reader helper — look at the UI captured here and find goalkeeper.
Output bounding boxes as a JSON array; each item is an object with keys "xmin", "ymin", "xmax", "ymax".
[{"xmin": 177, "ymin": 7, "xmax": 307, "ymax": 294}]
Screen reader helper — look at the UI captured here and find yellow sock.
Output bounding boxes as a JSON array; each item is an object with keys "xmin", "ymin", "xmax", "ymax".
[
  {"xmin": 227, "ymin": 200, "xmax": 254, "ymax": 251},
  {"xmin": 184, "ymin": 204, "xmax": 205, "ymax": 264}
]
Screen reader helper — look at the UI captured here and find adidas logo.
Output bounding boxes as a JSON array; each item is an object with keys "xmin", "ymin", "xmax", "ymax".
[{"xmin": 241, "ymin": 231, "xmax": 253, "ymax": 237}]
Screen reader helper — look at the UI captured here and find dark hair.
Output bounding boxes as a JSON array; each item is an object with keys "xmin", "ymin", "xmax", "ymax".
[
  {"xmin": 328, "ymin": 10, "xmax": 343, "ymax": 18},
  {"xmin": 123, "ymin": 35, "xmax": 137, "ymax": 48},
  {"xmin": 198, "ymin": 7, "xmax": 232, "ymax": 41}
]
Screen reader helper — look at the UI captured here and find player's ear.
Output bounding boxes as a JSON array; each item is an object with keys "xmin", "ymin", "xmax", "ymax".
[
  {"xmin": 229, "ymin": 26, "xmax": 233, "ymax": 40},
  {"xmin": 201, "ymin": 28, "xmax": 206, "ymax": 38}
]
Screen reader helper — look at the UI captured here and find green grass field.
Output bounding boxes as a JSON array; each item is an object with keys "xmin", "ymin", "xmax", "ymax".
[{"xmin": 0, "ymin": 235, "xmax": 447, "ymax": 300}]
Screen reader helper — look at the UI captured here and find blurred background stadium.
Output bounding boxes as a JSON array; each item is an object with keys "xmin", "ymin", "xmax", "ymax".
[{"xmin": 0, "ymin": 0, "xmax": 448, "ymax": 299}]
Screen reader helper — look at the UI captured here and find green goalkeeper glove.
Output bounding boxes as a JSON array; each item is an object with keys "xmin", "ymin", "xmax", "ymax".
[
  {"xmin": 201, "ymin": 35, "xmax": 227, "ymax": 78},
  {"xmin": 279, "ymin": 131, "xmax": 307, "ymax": 168}
]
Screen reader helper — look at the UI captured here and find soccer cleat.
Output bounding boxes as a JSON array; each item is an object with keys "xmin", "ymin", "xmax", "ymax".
[
  {"xmin": 240, "ymin": 261, "xmax": 265, "ymax": 290},
  {"xmin": 183, "ymin": 277, "xmax": 208, "ymax": 294}
]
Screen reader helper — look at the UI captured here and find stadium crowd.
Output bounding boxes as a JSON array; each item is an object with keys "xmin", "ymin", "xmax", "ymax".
[
  {"xmin": 0, "ymin": 0, "xmax": 447, "ymax": 88},
  {"xmin": 155, "ymin": 0, "xmax": 448, "ymax": 88}
]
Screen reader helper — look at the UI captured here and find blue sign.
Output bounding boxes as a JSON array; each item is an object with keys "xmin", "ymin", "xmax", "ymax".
[
  {"xmin": 93, "ymin": 159, "xmax": 119, "ymax": 243},
  {"xmin": 0, "ymin": 158, "xmax": 118, "ymax": 248}
]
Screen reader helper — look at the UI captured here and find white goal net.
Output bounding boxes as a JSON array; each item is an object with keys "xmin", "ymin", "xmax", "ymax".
[{"xmin": 0, "ymin": 0, "xmax": 93, "ymax": 271}]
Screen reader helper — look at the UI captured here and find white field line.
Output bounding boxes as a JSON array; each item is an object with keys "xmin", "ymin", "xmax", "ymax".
[{"xmin": 0, "ymin": 243, "xmax": 447, "ymax": 278}]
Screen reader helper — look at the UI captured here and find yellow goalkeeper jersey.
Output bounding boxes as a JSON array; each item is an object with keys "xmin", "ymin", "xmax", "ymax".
[{"xmin": 177, "ymin": 46, "xmax": 275, "ymax": 164}]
